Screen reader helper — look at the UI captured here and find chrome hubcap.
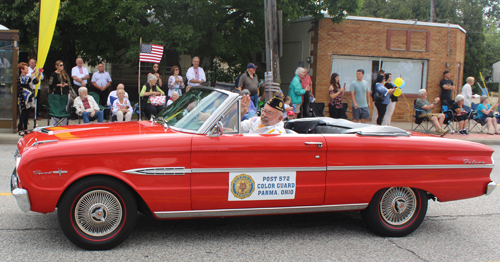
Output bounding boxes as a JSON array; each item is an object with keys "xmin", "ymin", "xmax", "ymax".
[
  {"xmin": 380, "ymin": 187, "xmax": 416, "ymax": 226},
  {"xmin": 75, "ymin": 190, "xmax": 123, "ymax": 237}
]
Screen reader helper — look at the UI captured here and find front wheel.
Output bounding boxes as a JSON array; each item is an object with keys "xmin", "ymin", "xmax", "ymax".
[
  {"xmin": 361, "ymin": 187, "xmax": 428, "ymax": 237},
  {"xmin": 58, "ymin": 177, "xmax": 137, "ymax": 250}
]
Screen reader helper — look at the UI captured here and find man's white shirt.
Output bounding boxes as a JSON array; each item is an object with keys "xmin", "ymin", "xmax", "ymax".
[
  {"xmin": 186, "ymin": 66, "xmax": 206, "ymax": 86},
  {"xmin": 71, "ymin": 66, "xmax": 89, "ymax": 87},
  {"xmin": 241, "ymin": 117, "xmax": 285, "ymax": 134}
]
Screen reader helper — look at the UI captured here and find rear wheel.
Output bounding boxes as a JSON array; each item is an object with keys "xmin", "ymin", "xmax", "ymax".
[
  {"xmin": 58, "ymin": 177, "xmax": 137, "ymax": 250},
  {"xmin": 361, "ymin": 187, "xmax": 427, "ymax": 237}
]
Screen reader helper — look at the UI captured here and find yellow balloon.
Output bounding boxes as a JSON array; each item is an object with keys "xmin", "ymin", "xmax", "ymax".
[
  {"xmin": 393, "ymin": 88, "xmax": 402, "ymax": 97},
  {"xmin": 394, "ymin": 78, "xmax": 403, "ymax": 87}
]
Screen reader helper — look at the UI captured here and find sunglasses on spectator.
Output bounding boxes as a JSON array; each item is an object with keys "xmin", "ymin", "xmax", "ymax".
[
  {"xmin": 59, "ymin": 64, "xmax": 64, "ymax": 66},
  {"xmin": 175, "ymin": 68, "xmax": 179, "ymax": 71},
  {"xmin": 153, "ymin": 66, "xmax": 158, "ymax": 68}
]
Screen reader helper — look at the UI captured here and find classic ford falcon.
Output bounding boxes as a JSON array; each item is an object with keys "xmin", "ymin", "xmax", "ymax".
[{"xmin": 11, "ymin": 87, "xmax": 496, "ymax": 250}]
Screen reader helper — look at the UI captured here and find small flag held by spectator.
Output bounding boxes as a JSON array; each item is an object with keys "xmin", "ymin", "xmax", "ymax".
[{"xmin": 140, "ymin": 44, "xmax": 163, "ymax": 63}]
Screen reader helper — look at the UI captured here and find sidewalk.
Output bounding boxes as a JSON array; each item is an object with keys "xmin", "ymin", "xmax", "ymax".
[
  {"xmin": 1, "ymin": 120, "xmax": 499, "ymax": 145},
  {"xmin": 390, "ymin": 122, "xmax": 500, "ymax": 146}
]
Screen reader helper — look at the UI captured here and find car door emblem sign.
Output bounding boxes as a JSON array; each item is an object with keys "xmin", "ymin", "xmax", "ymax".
[
  {"xmin": 228, "ymin": 172, "xmax": 297, "ymax": 201},
  {"xmin": 230, "ymin": 174, "xmax": 255, "ymax": 199},
  {"xmin": 33, "ymin": 169, "xmax": 68, "ymax": 176}
]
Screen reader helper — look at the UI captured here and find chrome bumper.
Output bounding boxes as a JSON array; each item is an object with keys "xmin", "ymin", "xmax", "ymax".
[
  {"xmin": 486, "ymin": 181, "xmax": 497, "ymax": 196},
  {"xmin": 11, "ymin": 169, "xmax": 31, "ymax": 212}
]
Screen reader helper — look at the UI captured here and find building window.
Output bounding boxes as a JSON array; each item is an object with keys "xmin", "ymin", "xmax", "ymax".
[{"xmin": 331, "ymin": 55, "xmax": 428, "ymax": 94}]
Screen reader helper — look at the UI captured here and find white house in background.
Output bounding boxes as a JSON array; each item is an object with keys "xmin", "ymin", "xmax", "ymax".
[{"xmin": 492, "ymin": 61, "xmax": 500, "ymax": 83}]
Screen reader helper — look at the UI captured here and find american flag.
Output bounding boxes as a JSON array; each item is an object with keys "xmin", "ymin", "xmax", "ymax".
[{"xmin": 140, "ymin": 44, "xmax": 164, "ymax": 63}]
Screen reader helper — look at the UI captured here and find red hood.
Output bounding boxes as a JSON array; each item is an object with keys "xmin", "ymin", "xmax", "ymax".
[{"xmin": 18, "ymin": 121, "xmax": 175, "ymax": 150}]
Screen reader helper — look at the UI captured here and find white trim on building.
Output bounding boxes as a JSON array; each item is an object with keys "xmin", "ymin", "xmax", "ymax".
[{"xmin": 291, "ymin": 15, "xmax": 466, "ymax": 34}]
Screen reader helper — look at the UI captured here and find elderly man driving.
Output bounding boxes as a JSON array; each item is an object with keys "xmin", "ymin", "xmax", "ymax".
[
  {"xmin": 240, "ymin": 95, "xmax": 285, "ymax": 134},
  {"xmin": 74, "ymin": 87, "xmax": 104, "ymax": 123}
]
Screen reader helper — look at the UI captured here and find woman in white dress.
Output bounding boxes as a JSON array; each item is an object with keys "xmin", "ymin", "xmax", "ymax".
[{"xmin": 168, "ymin": 65, "xmax": 184, "ymax": 97}]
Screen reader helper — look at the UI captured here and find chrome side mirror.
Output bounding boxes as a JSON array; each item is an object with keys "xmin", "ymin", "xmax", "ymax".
[{"xmin": 207, "ymin": 121, "xmax": 223, "ymax": 137}]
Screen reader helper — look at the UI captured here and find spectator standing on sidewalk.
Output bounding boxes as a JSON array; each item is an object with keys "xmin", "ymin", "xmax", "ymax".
[
  {"xmin": 372, "ymin": 74, "xmax": 394, "ymax": 125},
  {"xmin": 382, "ymin": 73, "xmax": 397, "ymax": 125},
  {"xmin": 289, "ymin": 67, "xmax": 307, "ymax": 117},
  {"xmin": 90, "ymin": 63, "xmax": 112, "ymax": 107},
  {"xmin": 461, "ymin": 77, "xmax": 474, "ymax": 113},
  {"xmin": 168, "ymin": 65, "xmax": 184, "ymax": 97},
  {"xmin": 71, "ymin": 57, "xmax": 89, "ymax": 94},
  {"xmin": 300, "ymin": 68, "xmax": 313, "ymax": 118},
  {"xmin": 440, "ymin": 71, "xmax": 455, "ymax": 110},
  {"xmin": 17, "ymin": 62, "xmax": 40, "ymax": 136},
  {"xmin": 149, "ymin": 63, "xmax": 163, "ymax": 89},
  {"xmin": 328, "ymin": 73, "xmax": 345, "ymax": 119},
  {"xmin": 237, "ymin": 63, "xmax": 260, "ymax": 111},
  {"xmin": 186, "ymin": 56, "xmax": 206, "ymax": 87},
  {"xmin": 350, "ymin": 69, "xmax": 371, "ymax": 123},
  {"xmin": 28, "ymin": 58, "xmax": 44, "ymax": 120}
]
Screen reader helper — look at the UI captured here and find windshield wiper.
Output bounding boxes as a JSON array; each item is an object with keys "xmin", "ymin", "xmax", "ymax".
[{"xmin": 156, "ymin": 116, "xmax": 169, "ymax": 129}]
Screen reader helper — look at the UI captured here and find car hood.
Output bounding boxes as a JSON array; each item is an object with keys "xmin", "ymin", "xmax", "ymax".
[{"xmin": 18, "ymin": 121, "xmax": 175, "ymax": 149}]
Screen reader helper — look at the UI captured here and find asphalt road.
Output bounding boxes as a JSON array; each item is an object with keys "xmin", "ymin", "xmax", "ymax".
[{"xmin": 1, "ymin": 144, "xmax": 499, "ymax": 262}]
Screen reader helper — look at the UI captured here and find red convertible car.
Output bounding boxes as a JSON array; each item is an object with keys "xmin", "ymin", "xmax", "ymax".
[{"xmin": 11, "ymin": 87, "xmax": 496, "ymax": 250}]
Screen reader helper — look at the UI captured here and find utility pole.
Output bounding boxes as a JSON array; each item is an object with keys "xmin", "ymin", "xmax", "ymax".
[
  {"xmin": 264, "ymin": 0, "xmax": 281, "ymax": 100},
  {"xmin": 430, "ymin": 0, "xmax": 435, "ymax": 22}
]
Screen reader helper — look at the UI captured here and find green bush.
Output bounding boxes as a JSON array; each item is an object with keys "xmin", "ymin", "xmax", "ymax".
[
  {"xmin": 472, "ymin": 82, "xmax": 499, "ymax": 95},
  {"xmin": 486, "ymin": 82, "xmax": 499, "ymax": 92}
]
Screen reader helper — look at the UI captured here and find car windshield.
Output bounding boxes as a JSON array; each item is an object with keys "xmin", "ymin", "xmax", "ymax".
[{"xmin": 156, "ymin": 88, "xmax": 229, "ymax": 132}]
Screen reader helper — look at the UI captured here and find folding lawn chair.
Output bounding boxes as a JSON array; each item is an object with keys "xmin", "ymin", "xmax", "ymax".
[
  {"xmin": 44, "ymin": 94, "xmax": 70, "ymax": 126},
  {"xmin": 411, "ymin": 100, "xmax": 436, "ymax": 133},
  {"xmin": 442, "ymin": 105, "xmax": 458, "ymax": 134},
  {"xmin": 89, "ymin": 91, "xmax": 109, "ymax": 119},
  {"xmin": 469, "ymin": 102, "xmax": 487, "ymax": 133}
]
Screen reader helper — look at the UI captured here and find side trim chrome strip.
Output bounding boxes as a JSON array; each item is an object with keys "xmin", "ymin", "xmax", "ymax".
[
  {"xmin": 327, "ymin": 164, "xmax": 494, "ymax": 171},
  {"xmin": 122, "ymin": 167, "xmax": 191, "ymax": 175},
  {"xmin": 123, "ymin": 164, "xmax": 493, "ymax": 175},
  {"xmin": 154, "ymin": 203, "xmax": 368, "ymax": 219},
  {"xmin": 191, "ymin": 167, "xmax": 327, "ymax": 173}
]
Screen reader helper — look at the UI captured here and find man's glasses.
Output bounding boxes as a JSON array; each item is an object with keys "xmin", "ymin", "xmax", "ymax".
[{"xmin": 261, "ymin": 108, "xmax": 277, "ymax": 117}]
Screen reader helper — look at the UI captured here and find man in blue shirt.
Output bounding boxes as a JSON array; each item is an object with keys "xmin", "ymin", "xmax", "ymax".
[
  {"xmin": 350, "ymin": 69, "xmax": 371, "ymax": 123},
  {"xmin": 91, "ymin": 63, "xmax": 112, "ymax": 106}
]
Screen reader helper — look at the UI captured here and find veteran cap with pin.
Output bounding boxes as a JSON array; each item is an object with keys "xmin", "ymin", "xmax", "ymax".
[{"xmin": 266, "ymin": 95, "xmax": 284, "ymax": 112}]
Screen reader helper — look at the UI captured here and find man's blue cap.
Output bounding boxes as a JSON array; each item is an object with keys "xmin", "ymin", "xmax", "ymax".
[{"xmin": 247, "ymin": 63, "xmax": 257, "ymax": 69}]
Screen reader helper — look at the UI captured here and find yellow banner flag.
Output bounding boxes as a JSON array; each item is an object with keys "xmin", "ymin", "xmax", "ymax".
[{"xmin": 35, "ymin": 0, "xmax": 60, "ymax": 96}]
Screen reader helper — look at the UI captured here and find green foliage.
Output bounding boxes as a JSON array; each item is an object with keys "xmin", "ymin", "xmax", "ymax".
[
  {"xmin": 461, "ymin": 0, "xmax": 487, "ymax": 85},
  {"xmin": 0, "ymin": 0, "xmax": 361, "ymax": 79},
  {"xmin": 486, "ymin": 82, "xmax": 499, "ymax": 92},
  {"xmin": 485, "ymin": 18, "xmax": 500, "ymax": 69},
  {"xmin": 359, "ymin": 0, "xmax": 492, "ymax": 86}
]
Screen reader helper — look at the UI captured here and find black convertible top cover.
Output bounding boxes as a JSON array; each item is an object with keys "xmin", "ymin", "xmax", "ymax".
[{"xmin": 285, "ymin": 117, "xmax": 409, "ymax": 136}]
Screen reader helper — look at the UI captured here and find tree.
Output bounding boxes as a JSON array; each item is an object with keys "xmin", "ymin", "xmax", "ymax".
[
  {"xmin": 460, "ymin": 0, "xmax": 486, "ymax": 82},
  {"xmin": 1, "ymin": 0, "xmax": 362, "ymax": 80},
  {"xmin": 359, "ymin": 0, "xmax": 489, "ymax": 84},
  {"xmin": 484, "ymin": 19, "xmax": 500, "ymax": 72}
]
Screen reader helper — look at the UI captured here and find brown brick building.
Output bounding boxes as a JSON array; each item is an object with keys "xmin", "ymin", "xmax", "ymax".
[{"xmin": 280, "ymin": 16, "xmax": 466, "ymax": 121}]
